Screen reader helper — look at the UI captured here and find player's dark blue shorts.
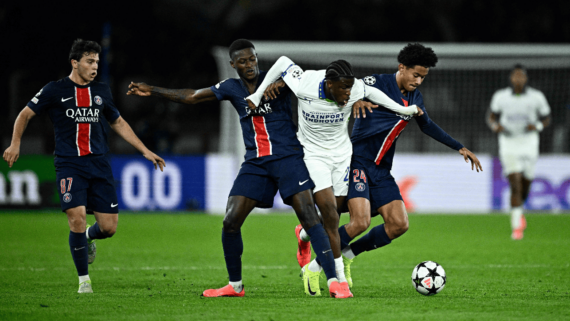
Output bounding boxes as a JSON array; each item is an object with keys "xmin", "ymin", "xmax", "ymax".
[
  {"xmin": 229, "ymin": 153, "xmax": 315, "ymax": 208},
  {"xmin": 54, "ymin": 154, "xmax": 118, "ymax": 214},
  {"xmin": 346, "ymin": 156, "xmax": 403, "ymax": 217}
]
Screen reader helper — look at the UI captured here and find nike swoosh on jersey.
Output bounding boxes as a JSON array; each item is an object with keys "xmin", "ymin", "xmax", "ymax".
[
  {"xmin": 299, "ymin": 179, "xmax": 310, "ymax": 185},
  {"xmin": 111, "ymin": 203, "xmax": 118, "ymax": 208},
  {"xmin": 61, "ymin": 97, "xmax": 73, "ymax": 102}
]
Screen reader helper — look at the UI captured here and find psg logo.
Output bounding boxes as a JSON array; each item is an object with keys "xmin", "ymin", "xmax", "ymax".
[
  {"xmin": 363, "ymin": 76, "xmax": 376, "ymax": 85},
  {"xmin": 63, "ymin": 193, "xmax": 72, "ymax": 203},
  {"xmin": 355, "ymin": 182, "xmax": 366, "ymax": 192},
  {"xmin": 94, "ymin": 96, "xmax": 103, "ymax": 105}
]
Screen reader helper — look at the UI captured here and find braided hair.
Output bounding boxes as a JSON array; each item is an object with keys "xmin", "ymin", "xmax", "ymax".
[{"xmin": 325, "ymin": 60, "xmax": 355, "ymax": 80}]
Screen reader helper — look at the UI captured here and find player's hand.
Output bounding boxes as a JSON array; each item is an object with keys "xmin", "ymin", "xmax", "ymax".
[
  {"xmin": 412, "ymin": 105, "xmax": 424, "ymax": 117},
  {"xmin": 264, "ymin": 80, "xmax": 286, "ymax": 100},
  {"xmin": 127, "ymin": 82, "xmax": 153, "ymax": 97},
  {"xmin": 246, "ymin": 99, "xmax": 257, "ymax": 110},
  {"xmin": 3, "ymin": 145, "xmax": 20, "ymax": 168},
  {"xmin": 459, "ymin": 147, "xmax": 483, "ymax": 172},
  {"xmin": 491, "ymin": 123, "xmax": 505, "ymax": 133},
  {"xmin": 353, "ymin": 100, "xmax": 378, "ymax": 118},
  {"xmin": 526, "ymin": 124, "xmax": 537, "ymax": 131},
  {"xmin": 143, "ymin": 151, "xmax": 166, "ymax": 171}
]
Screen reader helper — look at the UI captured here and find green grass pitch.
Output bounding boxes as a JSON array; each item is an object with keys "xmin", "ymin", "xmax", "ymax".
[{"xmin": 0, "ymin": 211, "xmax": 569, "ymax": 320}]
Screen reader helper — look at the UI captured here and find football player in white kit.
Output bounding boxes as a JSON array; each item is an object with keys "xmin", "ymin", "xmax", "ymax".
[
  {"xmin": 247, "ymin": 56, "xmax": 421, "ymax": 296},
  {"xmin": 488, "ymin": 64, "xmax": 551, "ymax": 240}
]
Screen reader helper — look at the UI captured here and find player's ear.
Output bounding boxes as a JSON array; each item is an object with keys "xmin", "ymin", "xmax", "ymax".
[
  {"xmin": 229, "ymin": 59, "xmax": 235, "ymax": 69},
  {"xmin": 398, "ymin": 63, "xmax": 405, "ymax": 73}
]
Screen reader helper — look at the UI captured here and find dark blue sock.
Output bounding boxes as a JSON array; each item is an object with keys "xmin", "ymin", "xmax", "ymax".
[
  {"xmin": 69, "ymin": 231, "xmax": 88, "ymax": 276},
  {"xmin": 338, "ymin": 225, "xmax": 354, "ymax": 250},
  {"xmin": 306, "ymin": 224, "xmax": 336, "ymax": 280},
  {"xmin": 350, "ymin": 224, "xmax": 392, "ymax": 256},
  {"xmin": 222, "ymin": 230, "xmax": 243, "ymax": 282},
  {"xmin": 315, "ymin": 225, "xmax": 355, "ymax": 266},
  {"xmin": 87, "ymin": 222, "xmax": 108, "ymax": 240}
]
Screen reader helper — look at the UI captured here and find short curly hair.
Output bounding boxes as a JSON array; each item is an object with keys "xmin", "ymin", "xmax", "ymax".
[{"xmin": 397, "ymin": 43, "xmax": 438, "ymax": 68}]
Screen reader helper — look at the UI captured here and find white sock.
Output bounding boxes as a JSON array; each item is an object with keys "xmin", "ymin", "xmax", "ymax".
[
  {"xmin": 85, "ymin": 226, "xmax": 91, "ymax": 242},
  {"xmin": 308, "ymin": 259, "xmax": 322, "ymax": 273},
  {"xmin": 79, "ymin": 275, "xmax": 90, "ymax": 284},
  {"xmin": 335, "ymin": 257, "xmax": 346, "ymax": 283},
  {"xmin": 229, "ymin": 280, "xmax": 243, "ymax": 293},
  {"xmin": 326, "ymin": 278, "xmax": 339, "ymax": 287},
  {"xmin": 299, "ymin": 228, "xmax": 311, "ymax": 242},
  {"xmin": 511, "ymin": 206, "xmax": 523, "ymax": 230},
  {"xmin": 342, "ymin": 246, "xmax": 356, "ymax": 260}
]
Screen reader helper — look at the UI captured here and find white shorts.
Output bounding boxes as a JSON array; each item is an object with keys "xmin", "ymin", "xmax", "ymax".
[
  {"xmin": 304, "ymin": 155, "xmax": 351, "ymax": 196},
  {"xmin": 499, "ymin": 153, "xmax": 537, "ymax": 179}
]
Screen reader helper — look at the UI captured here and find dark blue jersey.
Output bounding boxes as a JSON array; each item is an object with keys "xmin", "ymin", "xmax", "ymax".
[
  {"xmin": 27, "ymin": 77, "xmax": 120, "ymax": 157},
  {"xmin": 211, "ymin": 71, "xmax": 303, "ymax": 161},
  {"xmin": 351, "ymin": 73, "xmax": 463, "ymax": 171}
]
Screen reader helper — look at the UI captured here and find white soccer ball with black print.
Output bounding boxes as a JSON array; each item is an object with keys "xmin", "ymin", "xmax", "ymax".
[{"xmin": 411, "ymin": 261, "xmax": 446, "ymax": 296}]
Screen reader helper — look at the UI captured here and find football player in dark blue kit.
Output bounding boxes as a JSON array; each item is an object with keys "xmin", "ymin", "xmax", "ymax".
[
  {"xmin": 338, "ymin": 43, "xmax": 484, "ymax": 287},
  {"xmin": 127, "ymin": 39, "xmax": 351, "ymax": 298},
  {"xmin": 3, "ymin": 39, "xmax": 165, "ymax": 293}
]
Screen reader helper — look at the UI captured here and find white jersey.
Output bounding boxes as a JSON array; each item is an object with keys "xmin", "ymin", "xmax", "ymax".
[
  {"xmin": 247, "ymin": 56, "xmax": 419, "ymax": 162},
  {"xmin": 284, "ymin": 68, "xmax": 362, "ymax": 160},
  {"xmin": 490, "ymin": 86, "xmax": 550, "ymax": 156}
]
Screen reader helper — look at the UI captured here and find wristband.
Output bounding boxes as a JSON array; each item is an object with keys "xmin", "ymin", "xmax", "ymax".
[{"xmin": 535, "ymin": 121, "xmax": 544, "ymax": 132}]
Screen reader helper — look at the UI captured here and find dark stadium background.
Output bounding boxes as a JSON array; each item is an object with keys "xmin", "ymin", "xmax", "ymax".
[{"xmin": 2, "ymin": 0, "xmax": 570, "ymax": 156}]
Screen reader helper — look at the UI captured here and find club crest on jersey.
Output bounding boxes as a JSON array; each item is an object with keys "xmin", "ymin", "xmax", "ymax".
[
  {"xmin": 63, "ymin": 193, "xmax": 72, "ymax": 203},
  {"xmin": 363, "ymin": 76, "xmax": 376, "ymax": 85},
  {"xmin": 94, "ymin": 96, "xmax": 103, "ymax": 105},
  {"xmin": 355, "ymin": 182, "xmax": 366, "ymax": 192}
]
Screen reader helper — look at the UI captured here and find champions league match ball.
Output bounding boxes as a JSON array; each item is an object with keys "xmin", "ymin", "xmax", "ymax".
[{"xmin": 411, "ymin": 261, "xmax": 446, "ymax": 296}]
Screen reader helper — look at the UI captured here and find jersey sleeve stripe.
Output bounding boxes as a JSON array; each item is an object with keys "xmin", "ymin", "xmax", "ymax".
[
  {"xmin": 374, "ymin": 119, "xmax": 408, "ymax": 165},
  {"xmin": 252, "ymin": 116, "xmax": 272, "ymax": 157}
]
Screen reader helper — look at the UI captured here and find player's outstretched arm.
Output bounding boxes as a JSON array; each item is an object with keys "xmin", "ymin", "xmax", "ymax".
[
  {"xmin": 458, "ymin": 147, "xmax": 483, "ymax": 172},
  {"xmin": 247, "ymin": 56, "xmax": 298, "ymax": 108},
  {"xmin": 365, "ymin": 85, "xmax": 423, "ymax": 116},
  {"xmin": 127, "ymin": 82, "xmax": 217, "ymax": 105},
  {"xmin": 264, "ymin": 79, "xmax": 287, "ymax": 100},
  {"xmin": 110, "ymin": 116, "xmax": 166, "ymax": 171},
  {"xmin": 352, "ymin": 100, "xmax": 378, "ymax": 119},
  {"xmin": 3, "ymin": 107, "xmax": 36, "ymax": 168}
]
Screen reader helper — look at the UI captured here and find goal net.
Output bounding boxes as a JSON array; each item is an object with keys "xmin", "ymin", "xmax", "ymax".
[{"xmin": 213, "ymin": 42, "xmax": 570, "ymax": 159}]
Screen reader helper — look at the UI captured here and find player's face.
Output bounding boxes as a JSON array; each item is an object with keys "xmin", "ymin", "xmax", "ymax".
[
  {"xmin": 327, "ymin": 77, "xmax": 355, "ymax": 107},
  {"xmin": 230, "ymin": 48, "xmax": 259, "ymax": 81},
  {"xmin": 510, "ymin": 69, "xmax": 527, "ymax": 89},
  {"xmin": 73, "ymin": 52, "xmax": 99, "ymax": 84},
  {"xmin": 399, "ymin": 64, "xmax": 429, "ymax": 92}
]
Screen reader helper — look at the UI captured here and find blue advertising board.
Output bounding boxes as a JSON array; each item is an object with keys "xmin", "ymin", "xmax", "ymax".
[{"xmin": 111, "ymin": 156, "xmax": 205, "ymax": 211}]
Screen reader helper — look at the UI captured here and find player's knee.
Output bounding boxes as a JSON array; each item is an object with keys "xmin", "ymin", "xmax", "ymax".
[
  {"xmin": 222, "ymin": 215, "xmax": 241, "ymax": 233},
  {"xmin": 391, "ymin": 217, "xmax": 409, "ymax": 238},
  {"xmin": 100, "ymin": 225, "xmax": 117, "ymax": 238},
  {"xmin": 353, "ymin": 217, "xmax": 371, "ymax": 234}
]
